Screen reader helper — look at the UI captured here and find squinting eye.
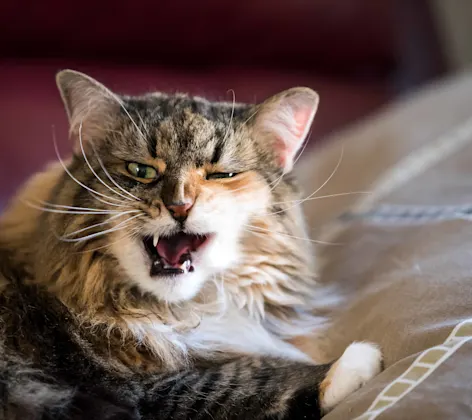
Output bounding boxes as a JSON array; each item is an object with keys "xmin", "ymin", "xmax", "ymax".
[
  {"xmin": 126, "ymin": 162, "xmax": 158, "ymax": 180},
  {"xmin": 206, "ymin": 172, "xmax": 238, "ymax": 180}
]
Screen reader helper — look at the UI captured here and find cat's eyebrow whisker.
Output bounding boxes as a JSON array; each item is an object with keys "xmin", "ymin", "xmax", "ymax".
[
  {"xmin": 264, "ymin": 145, "xmax": 345, "ymax": 217},
  {"xmin": 270, "ymin": 191, "xmax": 371, "ymax": 207},
  {"xmin": 78, "ymin": 122, "xmax": 135, "ymax": 203},
  {"xmin": 136, "ymin": 110, "xmax": 150, "ymax": 137},
  {"xmin": 52, "ymin": 126, "xmax": 125, "ymax": 204},
  {"xmin": 243, "ymin": 224, "xmax": 340, "ymax": 246},
  {"xmin": 22, "ymin": 199, "xmax": 130, "ymax": 215},
  {"xmin": 240, "ymin": 107, "xmax": 261, "ymax": 128},
  {"xmin": 58, "ymin": 213, "xmax": 143, "ymax": 243},
  {"xmin": 89, "ymin": 141, "xmax": 142, "ymax": 202},
  {"xmin": 222, "ymin": 89, "xmax": 236, "ymax": 143},
  {"xmin": 104, "ymin": 91, "xmax": 147, "ymax": 142},
  {"xmin": 63, "ymin": 211, "xmax": 140, "ymax": 238}
]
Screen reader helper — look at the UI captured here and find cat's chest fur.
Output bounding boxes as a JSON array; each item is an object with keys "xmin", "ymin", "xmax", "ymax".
[
  {"xmin": 184, "ymin": 307, "xmax": 310, "ymax": 361},
  {"xmin": 130, "ymin": 302, "xmax": 311, "ymax": 367}
]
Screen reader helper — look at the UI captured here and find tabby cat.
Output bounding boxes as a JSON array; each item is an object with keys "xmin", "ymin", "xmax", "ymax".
[{"xmin": 0, "ymin": 70, "xmax": 381, "ymax": 419}]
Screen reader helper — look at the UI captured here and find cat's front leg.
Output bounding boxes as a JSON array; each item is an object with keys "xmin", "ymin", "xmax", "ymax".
[
  {"xmin": 320, "ymin": 342, "xmax": 382, "ymax": 413},
  {"xmin": 139, "ymin": 342, "xmax": 381, "ymax": 420}
]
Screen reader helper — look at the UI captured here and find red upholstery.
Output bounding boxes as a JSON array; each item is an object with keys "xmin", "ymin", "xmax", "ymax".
[{"xmin": 0, "ymin": 1, "xmax": 400, "ymax": 205}]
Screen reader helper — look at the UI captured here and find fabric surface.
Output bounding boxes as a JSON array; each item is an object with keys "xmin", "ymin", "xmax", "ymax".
[{"xmin": 294, "ymin": 71, "xmax": 472, "ymax": 419}]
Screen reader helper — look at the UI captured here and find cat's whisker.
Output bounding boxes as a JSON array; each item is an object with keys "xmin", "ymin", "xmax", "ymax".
[
  {"xmin": 136, "ymin": 109, "xmax": 150, "ymax": 137},
  {"xmin": 52, "ymin": 126, "xmax": 125, "ymax": 204},
  {"xmin": 240, "ymin": 107, "xmax": 261, "ymax": 128},
  {"xmin": 101, "ymin": 128, "xmax": 126, "ymax": 136},
  {"xmin": 222, "ymin": 89, "xmax": 235, "ymax": 143},
  {"xmin": 76, "ymin": 226, "xmax": 142, "ymax": 254},
  {"xmin": 22, "ymin": 199, "xmax": 128, "ymax": 215},
  {"xmin": 26, "ymin": 198, "xmax": 125, "ymax": 213},
  {"xmin": 63, "ymin": 211, "xmax": 140, "ymax": 238},
  {"xmin": 90, "ymin": 141, "xmax": 142, "ymax": 202},
  {"xmin": 266, "ymin": 130, "xmax": 313, "ymax": 195},
  {"xmin": 266, "ymin": 171, "xmax": 286, "ymax": 195},
  {"xmin": 58, "ymin": 213, "xmax": 143, "ymax": 243},
  {"xmin": 90, "ymin": 193, "xmax": 131, "ymax": 208},
  {"xmin": 291, "ymin": 129, "xmax": 312, "ymax": 168},
  {"xmin": 270, "ymin": 191, "xmax": 371, "ymax": 207},
  {"xmin": 78, "ymin": 122, "xmax": 135, "ymax": 202},
  {"xmin": 243, "ymin": 224, "xmax": 340, "ymax": 245},
  {"xmin": 264, "ymin": 145, "xmax": 345, "ymax": 217},
  {"xmin": 104, "ymin": 91, "xmax": 147, "ymax": 142}
]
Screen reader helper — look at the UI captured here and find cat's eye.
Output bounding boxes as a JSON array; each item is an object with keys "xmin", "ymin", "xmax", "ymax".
[
  {"xmin": 206, "ymin": 172, "xmax": 237, "ymax": 180},
  {"xmin": 126, "ymin": 162, "xmax": 158, "ymax": 180}
]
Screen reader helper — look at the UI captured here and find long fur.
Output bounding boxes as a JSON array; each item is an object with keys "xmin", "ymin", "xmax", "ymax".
[{"xmin": 0, "ymin": 70, "xmax": 379, "ymax": 419}]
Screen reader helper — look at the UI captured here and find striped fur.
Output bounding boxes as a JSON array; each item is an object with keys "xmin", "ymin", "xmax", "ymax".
[{"xmin": 0, "ymin": 70, "xmax": 380, "ymax": 419}]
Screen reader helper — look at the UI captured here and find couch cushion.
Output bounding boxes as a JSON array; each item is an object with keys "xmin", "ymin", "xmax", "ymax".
[{"xmin": 294, "ymin": 72, "xmax": 472, "ymax": 419}]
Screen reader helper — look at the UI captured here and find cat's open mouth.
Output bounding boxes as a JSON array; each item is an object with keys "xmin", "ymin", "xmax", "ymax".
[{"xmin": 143, "ymin": 232, "xmax": 211, "ymax": 277}]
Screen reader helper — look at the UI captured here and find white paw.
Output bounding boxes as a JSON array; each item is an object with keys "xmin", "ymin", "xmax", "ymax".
[{"xmin": 321, "ymin": 342, "xmax": 382, "ymax": 412}]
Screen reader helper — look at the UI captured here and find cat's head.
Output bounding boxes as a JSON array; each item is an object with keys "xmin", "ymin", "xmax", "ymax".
[{"xmin": 25, "ymin": 70, "xmax": 318, "ymax": 304}]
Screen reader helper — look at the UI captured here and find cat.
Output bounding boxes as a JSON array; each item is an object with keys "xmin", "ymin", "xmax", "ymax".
[{"xmin": 0, "ymin": 70, "xmax": 381, "ymax": 419}]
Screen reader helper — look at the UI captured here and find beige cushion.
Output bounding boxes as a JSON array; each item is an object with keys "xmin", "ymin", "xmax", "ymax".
[{"xmin": 294, "ymin": 71, "xmax": 472, "ymax": 419}]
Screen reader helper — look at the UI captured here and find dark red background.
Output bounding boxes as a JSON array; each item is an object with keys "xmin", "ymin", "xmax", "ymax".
[{"xmin": 0, "ymin": 0, "xmax": 444, "ymax": 205}]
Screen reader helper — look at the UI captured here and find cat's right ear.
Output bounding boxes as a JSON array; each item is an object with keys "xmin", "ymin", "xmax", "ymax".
[{"xmin": 56, "ymin": 70, "xmax": 119, "ymax": 150}]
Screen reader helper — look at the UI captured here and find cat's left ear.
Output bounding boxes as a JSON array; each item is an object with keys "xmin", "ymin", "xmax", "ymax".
[
  {"xmin": 252, "ymin": 87, "xmax": 319, "ymax": 172},
  {"xmin": 56, "ymin": 70, "xmax": 119, "ymax": 151}
]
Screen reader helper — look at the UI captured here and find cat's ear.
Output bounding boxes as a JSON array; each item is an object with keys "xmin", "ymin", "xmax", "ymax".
[
  {"xmin": 56, "ymin": 70, "xmax": 119, "ymax": 149},
  {"xmin": 252, "ymin": 87, "xmax": 319, "ymax": 172}
]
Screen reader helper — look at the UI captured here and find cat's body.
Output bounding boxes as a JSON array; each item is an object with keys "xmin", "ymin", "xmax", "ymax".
[{"xmin": 0, "ymin": 70, "xmax": 381, "ymax": 419}]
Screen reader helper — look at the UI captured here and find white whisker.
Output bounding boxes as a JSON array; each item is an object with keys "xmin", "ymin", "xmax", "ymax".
[
  {"xmin": 264, "ymin": 145, "xmax": 345, "ymax": 217},
  {"xmin": 78, "ymin": 121, "xmax": 135, "ymax": 202},
  {"xmin": 106, "ymin": 92, "xmax": 147, "ymax": 141},
  {"xmin": 51, "ymin": 126, "xmax": 124, "ymax": 204},
  {"xmin": 222, "ymin": 89, "xmax": 235, "ymax": 143},
  {"xmin": 266, "ymin": 129, "xmax": 313, "ymax": 195},
  {"xmin": 240, "ymin": 107, "xmax": 260, "ymax": 128},
  {"xmin": 59, "ymin": 213, "xmax": 143, "ymax": 243},
  {"xmin": 136, "ymin": 110, "xmax": 150, "ymax": 137},
  {"xmin": 90, "ymin": 141, "xmax": 142, "ymax": 202},
  {"xmin": 271, "ymin": 191, "xmax": 370, "ymax": 206},
  {"xmin": 29, "ymin": 198, "xmax": 123, "ymax": 213},
  {"xmin": 63, "ymin": 211, "xmax": 140, "ymax": 238},
  {"xmin": 76, "ymin": 226, "xmax": 142, "ymax": 254},
  {"xmin": 90, "ymin": 193, "xmax": 130, "ymax": 208},
  {"xmin": 22, "ymin": 199, "xmax": 127, "ymax": 215},
  {"xmin": 244, "ymin": 224, "xmax": 340, "ymax": 245}
]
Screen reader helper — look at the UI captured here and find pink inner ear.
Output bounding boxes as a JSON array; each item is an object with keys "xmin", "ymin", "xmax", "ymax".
[
  {"xmin": 276, "ymin": 106, "xmax": 314, "ymax": 169},
  {"xmin": 294, "ymin": 107, "xmax": 314, "ymax": 139}
]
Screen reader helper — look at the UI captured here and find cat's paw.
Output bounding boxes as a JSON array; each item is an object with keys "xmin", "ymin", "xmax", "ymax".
[{"xmin": 320, "ymin": 342, "xmax": 382, "ymax": 412}]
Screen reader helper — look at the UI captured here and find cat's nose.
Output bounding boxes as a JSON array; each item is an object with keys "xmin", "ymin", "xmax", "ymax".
[{"xmin": 165, "ymin": 201, "xmax": 194, "ymax": 222}]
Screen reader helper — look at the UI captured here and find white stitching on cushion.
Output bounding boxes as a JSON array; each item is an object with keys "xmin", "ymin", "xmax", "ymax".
[{"xmin": 355, "ymin": 319, "xmax": 472, "ymax": 420}]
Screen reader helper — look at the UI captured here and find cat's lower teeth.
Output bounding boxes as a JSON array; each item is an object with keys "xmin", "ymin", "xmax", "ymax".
[{"xmin": 150, "ymin": 257, "xmax": 193, "ymax": 276}]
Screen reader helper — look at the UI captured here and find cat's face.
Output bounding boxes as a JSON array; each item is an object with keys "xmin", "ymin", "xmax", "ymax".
[{"xmin": 52, "ymin": 71, "xmax": 318, "ymax": 302}]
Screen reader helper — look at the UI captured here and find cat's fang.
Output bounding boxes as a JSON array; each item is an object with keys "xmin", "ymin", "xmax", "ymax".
[
  {"xmin": 180, "ymin": 259, "xmax": 191, "ymax": 273},
  {"xmin": 153, "ymin": 235, "xmax": 159, "ymax": 247}
]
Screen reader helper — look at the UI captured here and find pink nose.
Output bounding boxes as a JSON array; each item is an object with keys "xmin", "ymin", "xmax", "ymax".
[{"xmin": 166, "ymin": 201, "xmax": 193, "ymax": 221}]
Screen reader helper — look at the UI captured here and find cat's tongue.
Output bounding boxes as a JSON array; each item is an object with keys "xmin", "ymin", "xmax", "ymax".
[{"xmin": 156, "ymin": 233, "xmax": 206, "ymax": 266}]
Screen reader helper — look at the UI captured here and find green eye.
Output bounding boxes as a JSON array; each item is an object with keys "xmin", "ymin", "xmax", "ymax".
[
  {"xmin": 206, "ymin": 172, "xmax": 238, "ymax": 180},
  {"xmin": 126, "ymin": 162, "xmax": 158, "ymax": 180}
]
